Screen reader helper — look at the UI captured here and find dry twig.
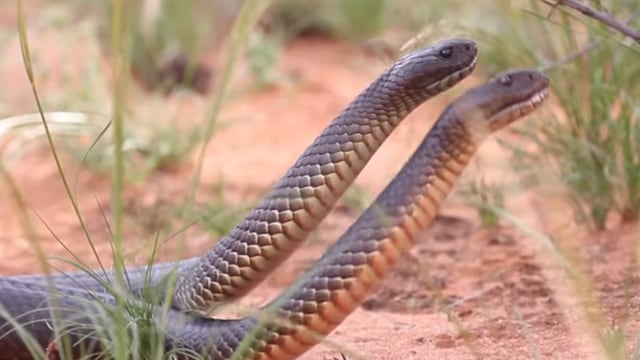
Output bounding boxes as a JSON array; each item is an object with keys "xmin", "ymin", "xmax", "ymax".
[{"xmin": 543, "ymin": 0, "xmax": 640, "ymax": 44}]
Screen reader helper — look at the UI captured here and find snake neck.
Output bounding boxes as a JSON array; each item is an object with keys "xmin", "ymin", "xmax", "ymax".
[
  {"xmin": 173, "ymin": 69, "xmax": 457, "ymax": 312},
  {"xmin": 229, "ymin": 111, "xmax": 479, "ymax": 359}
]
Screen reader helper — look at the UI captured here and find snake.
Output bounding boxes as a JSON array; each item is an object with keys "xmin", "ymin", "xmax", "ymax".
[
  {"xmin": 0, "ymin": 38, "xmax": 478, "ymax": 358},
  {"xmin": 0, "ymin": 64, "xmax": 549, "ymax": 359},
  {"xmin": 8, "ymin": 38, "xmax": 478, "ymax": 315}
]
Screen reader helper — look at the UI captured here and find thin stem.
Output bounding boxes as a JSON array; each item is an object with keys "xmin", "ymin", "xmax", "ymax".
[
  {"xmin": 109, "ymin": 0, "xmax": 131, "ymax": 358},
  {"xmin": 185, "ymin": 0, "xmax": 270, "ymax": 233},
  {"xmin": 543, "ymin": 0, "xmax": 640, "ymax": 43}
]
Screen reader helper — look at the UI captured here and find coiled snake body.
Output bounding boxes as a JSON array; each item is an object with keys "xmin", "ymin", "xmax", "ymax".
[{"xmin": 0, "ymin": 37, "xmax": 550, "ymax": 360}]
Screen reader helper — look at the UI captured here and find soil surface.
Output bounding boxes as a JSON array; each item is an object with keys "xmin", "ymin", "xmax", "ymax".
[{"xmin": 1, "ymin": 7, "xmax": 639, "ymax": 359}]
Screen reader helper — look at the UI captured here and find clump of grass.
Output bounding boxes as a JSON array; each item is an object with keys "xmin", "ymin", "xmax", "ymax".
[
  {"xmin": 267, "ymin": 0, "xmax": 387, "ymax": 40},
  {"xmin": 265, "ymin": 0, "xmax": 487, "ymax": 44},
  {"xmin": 0, "ymin": 3, "xmax": 211, "ymax": 183},
  {"xmin": 333, "ymin": 0, "xmax": 386, "ymax": 40},
  {"xmin": 479, "ymin": 0, "xmax": 640, "ymax": 229},
  {"xmin": 126, "ymin": 123, "xmax": 202, "ymax": 174},
  {"xmin": 246, "ymin": 29, "xmax": 285, "ymax": 90},
  {"xmin": 0, "ymin": 111, "xmax": 202, "ymax": 183},
  {"xmin": 96, "ymin": 0, "xmax": 231, "ymax": 95},
  {"xmin": 453, "ymin": 3, "xmax": 640, "ymax": 357},
  {"xmin": 66, "ymin": 117, "xmax": 203, "ymax": 182},
  {"xmin": 341, "ymin": 184, "xmax": 373, "ymax": 214},
  {"xmin": 177, "ymin": 180, "xmax": 254, "ymax": 238},
  {"xmin": 459, "ymin": 169, "xmax": 505, "ymax": 228},
  {"xmin": 600, "ymin": 326, "xmax": 640, "ymax": 360}
]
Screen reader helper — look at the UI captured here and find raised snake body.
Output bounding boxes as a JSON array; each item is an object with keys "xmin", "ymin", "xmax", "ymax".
[
  {"xmin": 0, "ymin": 38, "xmax": 550, "ymax": 360},
  {"xmin": 10, "ymin": 38, "xmax": 478, "ymax": 313}
]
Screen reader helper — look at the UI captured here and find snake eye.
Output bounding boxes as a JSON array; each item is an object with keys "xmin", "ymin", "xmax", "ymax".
[
  {"xmin": 498, "ymin": 75, "xmax": 513, "ymax": 86},
  {"xmin": 439, "ymin": 47, "xmax": 453, "ymax": 58}
]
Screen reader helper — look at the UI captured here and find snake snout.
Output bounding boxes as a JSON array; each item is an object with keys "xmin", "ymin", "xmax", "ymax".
[
  {"xmin": 483, "ymin": 69, "xmax": 550, "ymax": 131},
  {"xmin": 438, "ymin": 38, "xmax": 477, "ymax": 72},
  {"xmin": 444, "ymin": 38, "xmax": 478, "ymax": 77},
  {"xmin": 450, "ymin": 38, "xmax": 478, "ymax": 59},
  {"xmin": 494, "ymin": 68, "xmax": 549, "ymax": 92}
]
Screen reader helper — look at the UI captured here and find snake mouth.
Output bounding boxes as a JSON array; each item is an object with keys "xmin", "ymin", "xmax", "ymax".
[
  {"xmin": 427, "ymin": 56, "xmax": 477, "ymax": 92},
  {"xmin": 489, "ymin": 86, "xmax": 549, "ymax": 130}
]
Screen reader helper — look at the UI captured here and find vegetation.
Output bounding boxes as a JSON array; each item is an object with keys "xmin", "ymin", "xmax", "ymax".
[
  {"xmin": 459, "ymin": 164, "xmax": 505, "ymax": 229},
  {"xmin": 471, "ymin": 3, "xmax": 640, "ymax": 356},
  {"xmin": 95, "ymin": 0, "xmax": 229, "ymax": 94},
  {"xmin": 478, "ymin": 0, "xmax": 640, "ymax": 230},
  {"xmin": 7, "ymin": 0, "xmax": 270, "ymax": 358}
]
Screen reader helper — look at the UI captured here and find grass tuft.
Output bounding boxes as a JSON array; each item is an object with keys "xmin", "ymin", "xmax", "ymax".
[
  {"xmin": 267, "ymin": 0, "xmax": 386, "ymax": 40},
  {"xmin": 459, "ymin": 164, "xmax": 505, "ymax": 229},
  {"xmin": 479, "ymin": 0, "xmax": 640, "ymax": 230}
]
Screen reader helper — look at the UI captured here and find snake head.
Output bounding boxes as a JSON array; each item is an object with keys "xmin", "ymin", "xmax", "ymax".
[
  {"xmin": 456, "ymin": 68, "xmax": 550, "ymax": 138},
  {"xmin": 389, "ymin": 38, "xmax": 478, "ymax": 93}
]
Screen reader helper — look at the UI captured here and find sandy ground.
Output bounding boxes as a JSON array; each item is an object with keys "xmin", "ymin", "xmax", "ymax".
[{"xmin": 1, "ymin": 7, "xmax": 639, "ymax": 360}]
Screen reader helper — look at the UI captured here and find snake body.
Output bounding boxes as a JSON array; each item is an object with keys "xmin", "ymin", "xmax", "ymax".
[
  {"xmin": 0, "ymin": 38, "xmax": 477, "ymax": 358},
  {"xmin": 191, "ymin": 68, "xmax": 548, "ymax": 360},
  {"xmin": 11, "ymin": 38, "xmax": 478, "ymax": 314},
  {"xmin": 0, "ymin": 41, "xmax": 550, "ymax": 359}
]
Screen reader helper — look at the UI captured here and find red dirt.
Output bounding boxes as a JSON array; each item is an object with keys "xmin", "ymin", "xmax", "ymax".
[{"xmin": 1, "ymin": 7, "xmax": 639, "ymax": 360}]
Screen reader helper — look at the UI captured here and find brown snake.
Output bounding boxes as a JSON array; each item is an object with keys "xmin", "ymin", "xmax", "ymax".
[
  {"xmin": 0, "ymin": 41, "xmax": 550, "ymax": 359},
  {"xmin": 1, "ymin": 38, "xmax": 477, "ymax": 359},
  {"xmin": 0, "ymin": 66, "xmax": 548, "ymax": 360},
  {"xmin": 229, "ymin": 68, "xmax": 549, "ymax": 359},
  {"xmin": 8, "ymin": 38, "xmax": 477, "ymax": 314}
]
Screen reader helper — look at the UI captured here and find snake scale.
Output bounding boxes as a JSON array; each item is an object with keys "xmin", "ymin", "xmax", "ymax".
[{"xmin": 0, "ymin": 37, "xmax": 550, "ymax": 360}]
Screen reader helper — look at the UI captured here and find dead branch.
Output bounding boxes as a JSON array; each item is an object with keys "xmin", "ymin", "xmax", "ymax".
[{"xmin": 543, "ymin": 0, "xmax": 640, "ymax": 44}]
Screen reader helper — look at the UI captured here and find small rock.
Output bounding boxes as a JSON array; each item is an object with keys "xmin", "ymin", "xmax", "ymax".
[
  {"xmin": 488, "ymin": 232, "xmax": 515, "ymax": 246},
  {"xmin": 433, "ymin": 333, "xmax": 456, "ymax": 349},
  {"xmin": 361, "ymin": 297, "xmax": 383, "ymax": 310}
]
